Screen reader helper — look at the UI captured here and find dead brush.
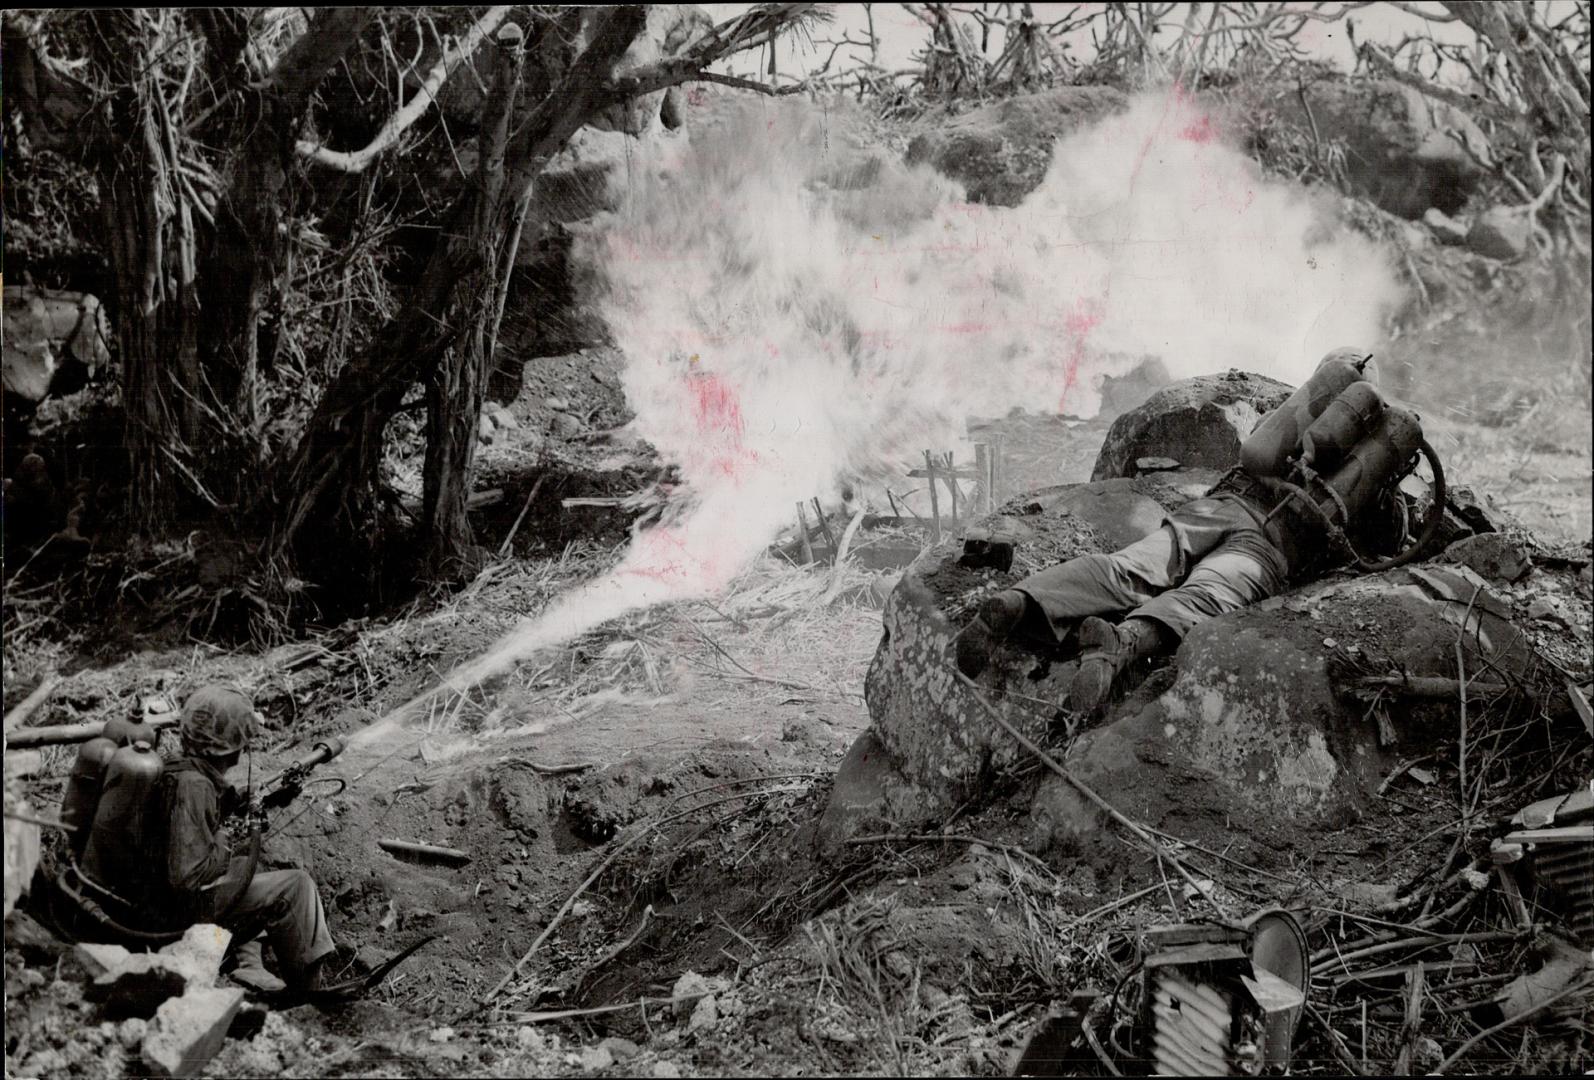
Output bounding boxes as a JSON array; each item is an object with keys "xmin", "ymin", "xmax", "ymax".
[{"xmin": 804, "ymin": 894, "xmax": 923, "ymax": 1074}]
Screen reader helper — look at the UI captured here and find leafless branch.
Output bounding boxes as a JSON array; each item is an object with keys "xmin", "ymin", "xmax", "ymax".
[{"xmin": 297, "ymin": 6, "xmax": 512, "ymax": 173}]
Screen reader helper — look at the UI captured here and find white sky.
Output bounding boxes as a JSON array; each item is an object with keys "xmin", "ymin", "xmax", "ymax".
[{"xmin": 705, "ymin": 2, "xmax": 1496, "ymax": 83}]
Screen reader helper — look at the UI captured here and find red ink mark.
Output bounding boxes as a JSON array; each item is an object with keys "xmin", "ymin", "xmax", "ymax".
[
  {"xmin": 939, "ymin": 322, "xmax": 992, "ymax": 336},
  {"xmin": 684, "ymin": 371, "xmax": 758, "ymax": 479},
  {"xmin": 688, "ymin": 372, "xmax": 744, "ymax": 438},
  {"xmin": 1178, "ymin": 114, "xmax": 1216, "ymax": 144},
  {"xmin": 687, "ymin": 86, "xmax": 708, "ymax": 107},
  {"xmin": 622, "ymin": 527, "xmax": 692, "ymax": 584},
  {"xmin": 1056, "ymin": 299, "xmax": 1104, "ymax": 413}
]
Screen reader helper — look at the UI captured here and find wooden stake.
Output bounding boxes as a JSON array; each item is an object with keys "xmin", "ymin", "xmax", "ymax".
[
  {"xmin": 922, "ymin": 451, "xmax": 942, "ymax": 543},
  {"xmin": 811, "ymin": 498, "xmax": 837, "ymax": 554},
  {"xmin": 990, "ymin": 432, "xmax": 1006, "ymax": 508},
  {"xmin": 794, "ymin": 502, "xmax": 815, "ymax": 565},
  {"xmin": 945, "ymin": 452, "xmax": 959, "ymax": 522},
  {"xmin": 974, "ymin": 443, "xmax": 990, "ymax": 515}
]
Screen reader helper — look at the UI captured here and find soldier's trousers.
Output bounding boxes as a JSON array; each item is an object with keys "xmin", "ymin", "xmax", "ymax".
[
  {"xmin": 1012, "ymin": 494, "xmax": 1290, "ymax": 642},
  {"xmin": 224, "ymin": 869, "xmax": 335, "ymax": 972}
]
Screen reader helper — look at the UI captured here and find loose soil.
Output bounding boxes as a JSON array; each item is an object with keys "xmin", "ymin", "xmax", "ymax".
[{"xmin": 5, "ymin": 313, "xmax": 1591, "ymax": 1078}]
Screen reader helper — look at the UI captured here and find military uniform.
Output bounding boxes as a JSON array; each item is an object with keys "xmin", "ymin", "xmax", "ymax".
[{"xmin": 157, "ymin": 756, "xmax": 334, "ymax": 982}]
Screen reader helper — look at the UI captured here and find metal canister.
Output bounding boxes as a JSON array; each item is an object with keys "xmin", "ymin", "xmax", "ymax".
[
  {"xmin": 1317, "ymin": 404, "xmax": 1424, "ymax": 524},
  {"xmin": 103, "ymin": 714, "xmax": 158, "ymax": 749},
  {"xmin": 1240, "ymin": 348, "xmax": 1376, "ymax": 480},
  {"xmin": 60, "ymin": 736, "xmax": 118, "ymax": 859},
  {"xmin": 1300, "ymin": 380, "xmax": 1385, "ymax": 471},
  {"xmin": 82, "ymin": 741, "xmax": 164, "ymax": 890}
]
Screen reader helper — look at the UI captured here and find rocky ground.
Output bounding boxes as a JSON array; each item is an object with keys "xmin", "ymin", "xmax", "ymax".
[
  {"xmin": 5, "ymin": 65, "xmax": 1592, "ymax": 1080},
  {"xmin": 6, "ymin": 353, "xmax": 1591, "ymax": 1077}
]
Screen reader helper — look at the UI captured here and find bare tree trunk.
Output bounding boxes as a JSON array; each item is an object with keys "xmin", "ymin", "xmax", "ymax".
[
  {"xmin": 421, "ymin": 25, "xmax": 526, "ymax": 578},
  {"xmin": 197, "ymin": 9, "xmax": 374, "ymax": 497},
  {"xmin": 87, "ymin": 11, "xmax": 205, "ymax": 531},
  {"xmin": 270, "ymin": 7, "xmax": 649, "ymax": 588}
]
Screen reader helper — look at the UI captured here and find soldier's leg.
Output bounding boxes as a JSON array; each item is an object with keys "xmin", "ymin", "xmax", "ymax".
[
  {"xmin": 1129, "ymin": 544, "xmax": 1287, "ymax": 639},
  {"xmin": 1069, "ymin": 539, "xmax": 1286, "ymax": 713},
  {"xmin": 956, "ymin": 526, "xmax": 1182, "ymax": 677},
  {"xmin": 224, "ymin": 869, "xmax": 335, "ymax": 990}
]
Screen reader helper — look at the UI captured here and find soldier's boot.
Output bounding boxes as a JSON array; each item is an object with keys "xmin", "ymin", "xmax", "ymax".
[
  {"xmin": 283, "ymin": 954, "xmax": 326, "ymax": 993},
  {"xmin": 1068, "ymin": 616, "xmax": 1174, "ymax": 715},
  {"xmin": 955, "ymin": 590, "xmax": 1029, "ymax": 678},
  {"xmin": 228, "ymin": 939, "xmax": 286, "ymax": 994}
]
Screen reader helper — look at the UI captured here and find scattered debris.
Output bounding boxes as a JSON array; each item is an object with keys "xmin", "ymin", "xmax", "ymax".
[
  {"xmin": 376, "ymin": 838, "xmax": 472, "ymax": 867},
  {"xmin": 140, "ymin": 986, "xmax": 245, "ymax": 1078}
]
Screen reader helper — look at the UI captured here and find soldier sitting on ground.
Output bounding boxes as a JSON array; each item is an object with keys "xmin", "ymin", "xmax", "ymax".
[{"xmin": 84, "ymin": 685, "xmax": 338, "ymax": 992}]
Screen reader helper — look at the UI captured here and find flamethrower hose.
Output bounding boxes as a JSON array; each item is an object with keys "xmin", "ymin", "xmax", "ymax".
[{"xmin": 1353, "ymin": 438, "xmax": 1445, "ymax": 573}]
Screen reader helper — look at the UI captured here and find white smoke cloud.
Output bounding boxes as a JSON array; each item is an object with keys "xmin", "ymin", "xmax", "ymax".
[{"xmin": 356, "ymin": 87, "xmax": 1402, "ymax": 732}]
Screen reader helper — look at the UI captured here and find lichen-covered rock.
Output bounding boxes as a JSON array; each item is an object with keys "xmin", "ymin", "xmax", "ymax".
[
  {"xmin": 1090, "ymin": 371, "xmax": 1293, "ymax": 481},
  {"xmin": 905, "ymin": 87, "xmax": 1129, "ymax": 206},
  {"xmin": 847, "ymin": 475, "xmax": 1198, "ymax": 834},
  {"xmin": 141, "ymin": 986, "xmax": 245, "ymax": 1079},
  {"xmin": 2, "ymin": 286, "xmax": 110, "ymax": 404},
  {"xmin": 1467, "ymin": 205, "xmax": 1533, "ymax": 261},
  {"xmin": 1243, "ymin": 78, "xmax": 1488, "ymax": 219},
  {"xmin": 1029, "ymin": 565, "xmax": 1541, "ymax": 855}
]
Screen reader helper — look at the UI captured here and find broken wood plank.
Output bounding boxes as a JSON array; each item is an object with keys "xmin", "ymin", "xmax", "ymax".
[
  {"xmin": 922, "ymin": 451, "xmax": 942, "ymax": 543},
  {"xmin": 906, "ymin": 467, "xmax": 983, "ymax": 480},
  {"xmin": 974, "ymin": 443, "xmax": 990, "ymax": 515},
  {"xmin": 989, "ymin": 431, "xmax": 1006, "ymax": 507},
  {"xmin": 811, "ymin": 498, "xmax": 837, "ymax": 553},
  {"xmin": 4, "ymin": 675, "xmax": 60, "ymax": 733},
  {"xmin": 377, "ymin": 838, "xmax": 472, "ymax": 867},
  {"xmin": 944, "ymin": 452, "xmax": 958, "ymax": 523},
  {"xmin": 7, "ymin": 715, "xmax": 181, "ymax": 749},
  {"xmin": 794, "ymin": 502, "xmax": 815, "ymax": 565},
  {"xmin": 560, "ymin": 496, "xmax": 651, "ymax": 508}
]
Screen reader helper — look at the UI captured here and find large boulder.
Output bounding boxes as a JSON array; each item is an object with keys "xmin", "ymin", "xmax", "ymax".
[
  {"xmin": 839, "ymin": 472, "xmax": 1196, "ymax": 840},
  {"xmin": 1090, "ymin": 370, "xmax": 1292, "ymax": 482},
  {"xmin": 905, "ymin": 87, "xmax": 1128, "ymax": 206},
  {"xmin": 2, "ymin": 286, "xmax": 110, "ymax": 404},
  {"xmin": 1029, "ymin": 565, "xmax": 1543, "ymax": 857},
  {"xmin": 1467, "ymin": 205, "xmax": 1534, "ymax": 261},
  {"xmin": 590, "ymin": 5, "xmax": 714, "ymax": 136},
  {"xmin": 1243, "ymin": 77, "xmax": 1489, "ymax": 219}
]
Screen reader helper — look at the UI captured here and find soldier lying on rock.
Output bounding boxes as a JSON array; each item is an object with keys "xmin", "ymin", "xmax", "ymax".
[{"xmin": 957, "ymin": 347, "xmax": 1439, "ymax": 715}]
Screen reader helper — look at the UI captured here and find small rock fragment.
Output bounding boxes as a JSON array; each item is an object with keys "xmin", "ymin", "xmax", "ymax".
[
  {"xmin": 579, "ymin": 1044, "xmax": 615, "ymax": 1071},
  {"xmin": 1527, "ymin": 596, "xmax": 1569, "ymax": 627},
  {"xmin": 117, "ymin": 1017, "xmax": 147, "ymax": 1049},
  {"xmin": 1422, "ymin": 206, "xmax": 1469, "ymax": 245},
  {"xmin": 75, "ymin": 942, "xmax": 132, "ymax": 979},
  {"xmin": 652, "ymin": 1062, "xmax": 683, "ymax": 1079},
  {"xmin": 670, "ymin": 970, "xmax": 713, "ymax": 1017},
  {"xmin": 160, "ymin": 924, "xmax": 230, "ymax": 989},
  {"xmin": 687, "ymin": 994, "xmax": 718, "ymax": 1032},
  {"xmin": 599, "ymin": 1036, "xmax": 640, "ymax": 1061},
  {"xmin": 1443, "ymin": 533, "xmax": 1531, "ymax": 584},
  {"xmin": 1467, "ymin": 205, "xmax": 1532, "ymax": 261},
  {"xmin": 141, "ymin": 986, "xmax": 245, "ymax": 1078},
  {"xmin": 550, "ymin": 412, "xmax": 586, "ymax": 439},
  {"xmin": 1135, "ymin": 456, "xmax": 1181, "ymax": 474}
]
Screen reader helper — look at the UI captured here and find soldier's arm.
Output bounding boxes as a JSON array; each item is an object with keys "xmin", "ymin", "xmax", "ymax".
[{"xmin": 165, "ymin": 773, "xmax": 233, "ymax": 893}]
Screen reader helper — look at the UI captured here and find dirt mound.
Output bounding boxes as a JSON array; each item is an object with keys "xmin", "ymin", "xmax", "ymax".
[{"xmin": 905, "ymin": 87, "xmax": 1129, "ymax": 206}]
